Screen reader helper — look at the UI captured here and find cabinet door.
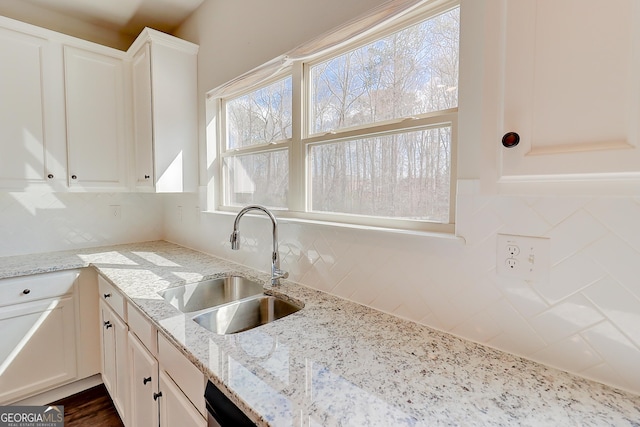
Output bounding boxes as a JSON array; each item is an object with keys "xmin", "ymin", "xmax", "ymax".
[
  {"xmin": 0, "ymin": 296, "xmax": 77, "ymax": 404},
  {"xmin": 99, "ymin": 300, "xmax": 129, "ymax": 425},
  {"xmin": 113, "ymin": 310, "xmax": 129, "ymax": 425},
  {"xmin": 100, "ymin": 300, "xmax": 117, "ymax": 398},
  {"xmin": 129, "ymin": 30, "xmax": 199, "ymax": 193},
  {"xmin": 132, "ymin": 43, "xmax": 155, "ymax": 191},
  {"xmin": 64, "ymin": 46, "xmax": 128, "ymax": 190},
  {"xmin": 0, "ymin": 27, "xmax": 61, "ymax": 189},
  {"xmin": 499, "ymin": 0, "xmax": 640, "ymax": 190},
  {"xmin": 129, "ymin": 332, "xmax": 159, "ymax": 427},
  {"xmin": 158, "ymin": 370, "xmax": 206, "ymax": 427},
  {"xmin": 150, "ymin": 41, "xmax": 198, "ymax": 193}
]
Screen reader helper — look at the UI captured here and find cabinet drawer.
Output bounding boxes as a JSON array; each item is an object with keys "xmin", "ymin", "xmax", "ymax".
[
  {"xmin": 128, "ymin": 302, "xmax": 157, "ymax": 356},
  {"xmin": 98, "ymin": 275, "xmax": 126, "ymax": 320},
  {"xmin": 0, "ymin": 270, "xmax": 79, "ymax": 308},
  {"xmin": 158, "ymin": 333, "xmax": 205, "ymax": 416}
]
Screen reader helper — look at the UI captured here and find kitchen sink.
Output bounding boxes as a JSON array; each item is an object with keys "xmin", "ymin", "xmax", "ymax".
[
  {"xmin": 159, "ymin": 276, "xmax": 264, "ymax": 313},
  {"xmin": 192, "ymin": 296, "xmax": 302, "ymax": 335}
]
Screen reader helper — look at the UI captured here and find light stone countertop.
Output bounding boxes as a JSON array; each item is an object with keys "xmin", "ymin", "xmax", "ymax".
[{"xmin": 2, "ymin": 240, "xmax": 640, "ymax": 426}]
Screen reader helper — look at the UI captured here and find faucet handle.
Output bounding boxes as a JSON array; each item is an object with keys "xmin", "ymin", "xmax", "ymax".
[{"xmin": 271, "ymin": 269, "xmax": 289, "ymax": 286}]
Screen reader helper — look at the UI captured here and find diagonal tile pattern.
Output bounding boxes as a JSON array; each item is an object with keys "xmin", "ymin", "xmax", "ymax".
[
  {"xmin": 0, "ymin": 192, "xmax": 163, "ymax": 257},
  {"xmin": 162, "ymin": 181, "xmax": 640, "ymax": 395},
  {"xmin": 2, "ymin": 182, "xmax": 640, "ymax": 396}
]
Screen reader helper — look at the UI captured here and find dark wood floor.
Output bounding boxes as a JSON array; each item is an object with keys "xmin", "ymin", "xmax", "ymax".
[{"xmin": 50, "ymin": 384, "xmax": 124, "ymax": 427}]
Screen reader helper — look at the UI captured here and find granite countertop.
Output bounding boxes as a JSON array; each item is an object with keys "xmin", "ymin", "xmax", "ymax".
[{"xmin": 2, "ymin": 241, "xmax": 640, "ymax": 426}]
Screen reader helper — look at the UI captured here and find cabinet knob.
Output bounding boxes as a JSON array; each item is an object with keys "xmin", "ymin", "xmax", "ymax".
[
  {"xmin": 144, "ymin": 175, "xmax": 150, "ymax": 179},
  {"xmin": 104, "ymin": 321, "xmax": 113, "ymax": 329},
  {"xmin": 502, "ymin": 132, "xmax": 520, "ymax": 148},
  {"xmin": 104, "ymin": 293, "xmax": 111, "ymax": 298},
  {"xmin": 47, "ymin": 174, "xmax": 54, "ymax": 179},
  {"xmin": 153, "ymin": 392, "xmax": 162, "ymax": 401},
  {"xmin": 22, "ymin": 289, "xmax": 31, "ymax": 295},
  {"xmin": 71, "ymin": 175, "xmax": 77, "ymax": 180},
  {"xmin": 143, "ymin": 377, "xmax": 152, "ymax": 385}
]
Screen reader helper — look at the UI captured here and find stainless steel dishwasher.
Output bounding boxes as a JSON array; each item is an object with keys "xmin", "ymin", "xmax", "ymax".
[{"xmin": 205, "ymin": 380, "xmax": 256, "ymax": 426}]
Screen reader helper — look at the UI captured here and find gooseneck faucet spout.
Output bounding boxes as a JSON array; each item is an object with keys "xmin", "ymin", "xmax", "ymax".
[{"xmin": 230, "ymin": 205, "xmax": 289, "ymax": 286}]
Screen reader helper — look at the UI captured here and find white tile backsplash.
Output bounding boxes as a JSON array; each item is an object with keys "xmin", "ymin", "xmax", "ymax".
[
  {"xmin": 3, "ymin": 184, "xmax": 639, "ymax": 395},
  {"xmin": 0, "ymin": 191, "xmax": 163, "ymax": 256},
  {"xmin": 162, "ymin": 182, "xmax": 640, "ymax": 395}
]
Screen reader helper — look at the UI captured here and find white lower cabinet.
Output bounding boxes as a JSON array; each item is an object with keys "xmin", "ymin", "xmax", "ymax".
[
  {"xmin": 99, "ymin": 276, "xmax": 129, "ymax": 426},
  {"xmin": 128, "ymin": 332, "xmax": 159, "ymax": 427},
  {"xmin": 159, "ymin": 370, "xmax": 206, "ymax": 427},
  {"xmin": 100, "ymin": 300, "xmax": 129, "ymax": 425},
  {"xmin": 99, "ymin": 290, "xmax": 206, "ymax": 427},
  {"xmin": 0, "ymin": 296, "xmax": 77, "ymax": 403},
  {"xmin": 0, "ymin": 270, "xmax": 82, "ymax": 404}
]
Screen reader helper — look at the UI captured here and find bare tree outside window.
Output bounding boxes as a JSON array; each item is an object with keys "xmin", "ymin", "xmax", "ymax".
[
  {"xmin": 309, "ymin": 8, "xmax": 459, "ymax": 221},
  {"xmin": 310, "ymin": 127, "xmax": 451, "ymax": 221},
  {"xmin": 227, "ymin": 77, "xmax": 292, "ymax": 149},
  {"xmin": 218, "ymin": 4, "xmax": 459, "ymax": 230}
]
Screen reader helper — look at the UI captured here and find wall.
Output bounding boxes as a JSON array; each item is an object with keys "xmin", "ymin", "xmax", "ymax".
[
  {"xmin": 0, "ymin": 192, "xmax": 163, "ymax": 257},
  {"xmin": 168, "ymin": 0, "xmax": 640, "ymax": 396},
  {"xmin": 0, "ymin": 0, "xmax": 133, "ymax": 49}
]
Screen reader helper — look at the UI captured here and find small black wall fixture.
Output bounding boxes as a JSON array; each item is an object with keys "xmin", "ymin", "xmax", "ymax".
[{"xmin": 502, "ymin": 132, "xmax": 520, "ymax": 148}]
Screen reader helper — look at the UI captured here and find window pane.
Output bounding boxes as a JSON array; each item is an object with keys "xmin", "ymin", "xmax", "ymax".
[
  {"xmin": 310, "ymin": 7, "xmax": 459, "ymax": 134},
  {"xmin": 310, "ymin": 127, "xmax": 451, "ymax": 222},
  {"xmin": 224, "ymin": 150, "xmax": 289, "ymax": 208},
  {"xmin": 226, "ymin": 77, "xmax": 292, "ymax": 149}
]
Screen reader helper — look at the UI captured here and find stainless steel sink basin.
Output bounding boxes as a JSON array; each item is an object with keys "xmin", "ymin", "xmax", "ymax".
[
  {"xmin": 192, "ymin": 296, "xmax": 302, "ymax": 334},
  {"xmin": 159, "ymin": 276, "xmax": 264, "ymax": 313}
]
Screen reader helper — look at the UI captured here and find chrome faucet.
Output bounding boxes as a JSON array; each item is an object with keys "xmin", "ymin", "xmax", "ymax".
[{"xmin": 230, "ymin": 205, "xmax": 289, "ymax": 286}]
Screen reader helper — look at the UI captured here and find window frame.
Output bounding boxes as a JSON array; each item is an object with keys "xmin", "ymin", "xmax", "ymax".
[{"xmin": 213, "ymin": 0, "xmax": 459, "ymax": 233}]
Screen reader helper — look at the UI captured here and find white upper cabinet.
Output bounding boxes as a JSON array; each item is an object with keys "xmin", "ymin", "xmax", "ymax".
[
  {"xmin": 129, "ymin": 29, "xmax": 199, "ymax": 193},
  {"xmin": 64, "ymin": 46, "xmax": 129, "ymax": 191},
  {"xmin": 0, "ymin": 16, "xmax": 199, "ymax": 193},
  {"xmin": 0, "ymin": 23, "xmax": 66, "ymax": 190},
  {"xmin": 498, "ymin": 0, "xmax": 640, "ymax": 192}
]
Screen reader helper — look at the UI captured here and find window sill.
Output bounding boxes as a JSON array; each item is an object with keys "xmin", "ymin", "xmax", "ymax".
[{"xmin": 202, "ymin": 209, "xmax": 464, "ymax": 242}]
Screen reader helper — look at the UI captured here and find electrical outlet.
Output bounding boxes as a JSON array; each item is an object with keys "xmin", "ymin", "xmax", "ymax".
[
  {"xmin": 177, "ymin": 206, "xmax": 183, "ymax": 222},
  {"xmin": 110, "ymin": 205, "xmax": 121, "ymax": 220},
  {"xmin": 497, "ymin": 234, "xmax": 550, "ymax": 281},
  {"xmin": 506, "ymin": 245, "xmax": 520, "ymax": 256}
]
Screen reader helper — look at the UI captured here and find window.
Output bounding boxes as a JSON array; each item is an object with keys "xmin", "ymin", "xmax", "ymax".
[{"xmin": 213, "ymin": 1, "xmax": 459, "ymax": 232}]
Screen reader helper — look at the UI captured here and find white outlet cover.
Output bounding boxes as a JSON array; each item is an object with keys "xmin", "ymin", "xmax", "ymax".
[{"xmin": 496, "ymin": 234, "xmax": 550, "ymax": 282}]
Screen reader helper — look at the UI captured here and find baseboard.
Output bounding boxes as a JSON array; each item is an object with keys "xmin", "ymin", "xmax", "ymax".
[{"xmin": 12, "ymin": 374, "xmax": 103, "ymax": 406}]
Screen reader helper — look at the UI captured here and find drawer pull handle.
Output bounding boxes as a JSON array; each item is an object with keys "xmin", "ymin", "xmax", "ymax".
[
  {"xmin": 153, "ymin": 392, "xmax": 162, "ymax": 401},
  {"xmin": 22, "ymin": 289, "xmax": 31, "ymax": 295},
  {"xmin": 104, "ymin": 321, "xmax": 113, "ymax": 329},
  {"xmin": 47, "ymin": 174, "xmax": 54, "ymax": 179},
  {"xmin": 104, "ymin": 293, "xmax": 111, "ymax": 298},
  {"xmin": 144, "ymin": 175, "xmax": 150, "ymax": 179},
  {"xmin": 143, "ymin": 377, "xmax": 152, "ymax": 385}
]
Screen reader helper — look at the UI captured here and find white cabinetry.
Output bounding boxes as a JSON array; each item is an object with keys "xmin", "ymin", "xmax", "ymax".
[
  {"xmin": 129, "ymin": 332, "xmax": 159, "ymax": 427},
  {"xmin": 98, "ymin": 276, "xmax": 129, "ymax": 425},
  {"xmin": 129, "ymin": 29, "xmax": 199, "ymax": 193},
  {"xmin": 467, "ymin": 0, "xmax": 640, "ymax": 194},
  {"xmin": 0, "ymin": 23, "xmax": 66, "ymax": 190},
  {"xmin": 99, "ymin": 278, "xmax": 206, "ymax": 427},
  {"xmin": 157, "ymin": 332, "xmax": 207, "ymax": 425},
  {"xmin": 159, "ymin": 370, "xmax": 207, "ymax": 427},
  {"xmin": 0, "ymin": 17, "xmax": 199, "ymax": 193},
  {"xmin": 127, "ymin": 303, "xmax": 206, "ymax": 427},
  {"xmin": 64, "ymin": 46, "xmax": 129, "ymax": 191},
  {"xmin": 0, "ymin": 271, "xmax": 79, "ymax": 404}
]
